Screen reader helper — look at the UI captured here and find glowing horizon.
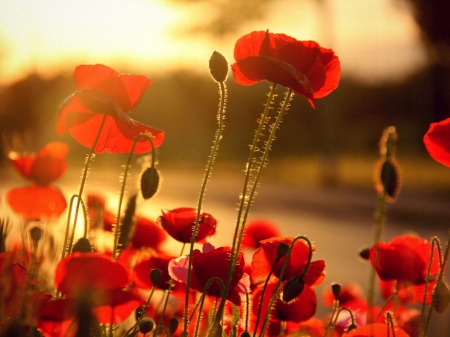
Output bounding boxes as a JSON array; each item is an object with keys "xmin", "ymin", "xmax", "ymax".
[{"xmin": 0, "ymin": 0, "xmax": 427, "ymax": 86}]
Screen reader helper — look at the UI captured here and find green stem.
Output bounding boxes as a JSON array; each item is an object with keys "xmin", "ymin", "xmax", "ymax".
[
  {"xmin": 258, "ymin": 235, "xmax": 312, "ymax": 337},
  {"xmin": 182, "ymin": 81, "xmax": 227, "ymax": 335},
  {"xmin": 112, "ymin": 134, "xmax": 156, "ymax": 258},
  {"xmin": 65, "ymin": 114, "xmax": 107, "ymax": 256},
  {"xmin": 421, "ymin": 234, "xmax": 450, "ymax": 337},
  {"xmin": 368, "ymin": 193, "xmax": 387, "ymax": 322},
  {"xmin": 219, "ymin": 88, "xmax": 293, "ymax": 331},
  {"xmin": 252, "ymin": 260, "xmax": 278, "ymax": 337},
  {"xmin": 328, "ymin": 307, "xmax": 356, "ymax": 337},
  {"xmin": 210, "ymin": 85, "xmax": 278, "ymax": 330},
  {"xmin": 323, "ymin": 299, "xmax": 339, "ymax": 337}
]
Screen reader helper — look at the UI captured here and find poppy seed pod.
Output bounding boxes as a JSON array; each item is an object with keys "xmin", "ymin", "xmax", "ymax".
[
  {"xmin": 140, "ymin": 167, "xmax": 160, "ymax": 200},
  {"xmin": 209, "ymin": 51, "xmax": 229, "ymax": 83}
]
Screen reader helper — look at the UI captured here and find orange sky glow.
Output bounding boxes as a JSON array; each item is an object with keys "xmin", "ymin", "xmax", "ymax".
[{"xmin": 0, "ymin": 0, "xmax": 427, "ymax": 86}]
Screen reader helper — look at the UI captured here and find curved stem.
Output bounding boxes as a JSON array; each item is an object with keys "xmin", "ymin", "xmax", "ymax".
[
  {"xmin": 252, "ymin": 260, "xmax": 278, "ymax": 337},
  {"xmin": 182, "ymin": 81, "xmax": 227, "ymax": 335},
  {"xmin": 323, "ymin": 299, "xmax": 340, "ymax": 337},
  {"xmin": 67, "ymin": 114, "xmax": 107, "ymax": 255},
  {"xmin": 328, "ymin": 307, "xmax": 356, "ymax": 337},
  {"xmin": 422, "ymin": 233, "xmax": 450, "ymax": 336},
  {"xmin": 258, "ymin": 235, "xmax": 312, "ymax": 337},
  {"xmin": 112, "ymin": 134, "xmax": 155, "ymax": 258}
]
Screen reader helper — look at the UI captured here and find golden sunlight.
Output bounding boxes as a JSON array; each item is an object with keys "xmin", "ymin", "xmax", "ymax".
[
  {"xmin": 0, "ymin": 0, "xmax": 187, "ymax": 83},
  {"xmin": 0, "ymin": 0, "xmax": 428, "ymax": 85}
]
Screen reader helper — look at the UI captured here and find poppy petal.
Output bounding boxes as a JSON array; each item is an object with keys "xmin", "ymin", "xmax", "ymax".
[
  {"xmin": 55, "ymin": 253, "xmax": 131, "ymax": 295},
  {"xmin": 424, "ymin": 117, "xmax": 450, "ymax": 167},
  {"xmin": 91, "ymin": 289, "xmax": 141, "ymax": 325},
  {"xmin": 7, "ymin": 185, "xmax": 67, "ymax": 219},
  {"xmin": 73, "ymin": 64, "xmax": 118, "ymax": 90}
]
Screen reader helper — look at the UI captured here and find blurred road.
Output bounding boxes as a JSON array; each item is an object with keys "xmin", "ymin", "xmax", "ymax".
[{"xmin": 1, "ymin": 164, "xmax": 450, "ymax": 335}]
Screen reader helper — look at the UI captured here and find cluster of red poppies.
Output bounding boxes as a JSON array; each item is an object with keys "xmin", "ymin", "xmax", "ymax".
[{"xmin": 1, "ymin": 30, "xmax": 448, "ymax": 337}]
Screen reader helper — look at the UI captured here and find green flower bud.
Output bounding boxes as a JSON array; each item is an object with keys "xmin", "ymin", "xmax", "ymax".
[{"xmin": 209, "ymin": 51, "xmax": 229, "ymax": 83}]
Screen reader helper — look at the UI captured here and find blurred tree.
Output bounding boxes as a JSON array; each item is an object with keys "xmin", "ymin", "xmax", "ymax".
[{"xmin": 398, "ymin": 0, "xmax": 450, "ymax": 121}]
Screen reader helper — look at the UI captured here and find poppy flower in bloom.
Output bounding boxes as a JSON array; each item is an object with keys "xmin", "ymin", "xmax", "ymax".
[
  {"xmin": 342, "ymin": 322, "xmax": 410, "ymax": 337},
  {"xmin": 130, "ymin": 216, "xmax": 167, "ymax": 250},
  {"xmin": 241, "ymin": 218, "xmax": 281, "ymax": 249},
  {"xmin": 56, "ymin": 64, "xmax": 165, "ymax": 154},
  {"xmin": 423, "ymin": 117, "xmax": 450, "ymax": 168},
  {"xmin": 252, "ymin": 279, "xmax": 317, "ymax": 324},
  {"xmin": 252, "ymin": 236, "xmax": 326, "ymax": 287},
  {"xmin": 169, "ymin": 243, "xmax": 249, "ymax": 305},
  {"xmin": 132, "ymin": 253, "xmax": 177, "ymax": 290},
  {"xmin": 52, "ymin": 253, "xmax": 140, "ymax": 326},
  {"xmin": 369, "ymin": 235, "xmax": 440, "ymax": 288},
  {"xmin": 7, "ymin": 142, "xmax": 68, "ymax": 219},
  {"xmin": 231, "ymin": 30, "xmax": 340, "ymax": 108},
  {"xmin": 158, "ymin": 207, "xmax": 217, "ymax": 243}
]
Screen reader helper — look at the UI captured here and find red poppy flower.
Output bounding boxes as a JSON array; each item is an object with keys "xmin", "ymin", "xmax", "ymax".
[
  {"xmin": 423, "ymin": 117, "xmax": 450, "ymax": 167},
  {"xmin": 251, "ymin": 236, "xmax": 326, "ymax": 287},
  {"xmin": 158, "ymin": 207, "xmax": 217, "ymax": 243},
  {"xmin": 7, "ymin": 142, "xmax": 68, "ymax": 219},
  {"xmin": 241, "ymin": 218, "xmax": 281, "ymax": 249},
  {"xmin": 169, "ymin": 243, "xmax": 248, "ymax": 305},
  {"xmin": 9, "ymin": 142, "xmax": 68, "ymax": 185},
  {"xmin": 369, "ymin": 235, "xmax": 440, "ymax": 287},
  {"xmin": 342, "ymin": 322, "xmax": 410, "ymax": 337},
  {"xmin": 55, "ymin": 252, "xmax": 131, "ymax": 296},
  {"xmin": 7, "ymin": 185, "xmax": 67, "ymax": 219},
  {"xmin": 56, "ymin": 64, "xmax": 164, "ymax": 154},
  {"xmin": 132, "ymin": 253, "xmax": 177, "ymax": 290},
  {"xmin": 131, "ymin": 216, "xmax": 167, "ymax": 250},
  {"xmin": 37, "ymin": 290, "xmax": 141, "ymax": 333},
  {"xmin": 231, "ymin": 30, "xmax": 340, "ymax": 108},
  {"xmin": 252, "ymin": 279, "xmax": 317, "ymax": 324}
]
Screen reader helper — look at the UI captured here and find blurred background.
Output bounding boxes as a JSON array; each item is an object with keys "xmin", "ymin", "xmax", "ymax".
[
  {"xmin": 1, "ymin": 0, "xmax": 450, "ymax": 193},
  {"xmin": 1, "ymin": 0, "xmax": 450, "ymax": 334}
]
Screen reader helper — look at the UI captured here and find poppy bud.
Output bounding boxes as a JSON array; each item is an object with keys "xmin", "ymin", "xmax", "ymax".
[
  {"xmin": 169, "ymin": 318, "xmax": 179, "ymax": 334},
  {"xmin": 138, "ymin": 318, "xmax": 155, "ymax": 333},
  {"xmin": 150, "ymin": 268, "xmax": 163, "ymax": 286},
  {"xmin": 433, "ymin": 281, "xmax": 450, "ymax": 314},
  {"xmin": 331, "ymin": 283, "xmax": 341, "ymax": 300},
  {"xmin": 29, "ymin": 226, "xmax": 43, "ymax": 243},
  {"xmin": 282, "ymin": 275, "xmax": 305, "ymax": 303},
  {"xmin": 347, "ymin": 323, "xmax": 358, "ymax": 333},
  {"xmin": 276, "ymin": 242, "xmax": 289, "ymax": 260},
  {"xmin": 209, "ymin": 51, "xmax": 229, "ymax": 83},
  {"xmin": 72, "ymin": 237, "xmax": 92, "ymax": 253},
  {"xmin": 135, "ymin": 306, "xmax": 145, "ymax": 321},
  {"xmin": 374, "ymin": 126, "xmax": 401, "ymax": 202},
  {"xmin": 359, "ymin": 248, "xmax": 370, "ymax": 260},
  {"xmin": 375, "ymin": 159, "xmax": 401, "ymax": 201},
  {"xmin": 140, "ymin": 167, "xmax": 160, "ymax": 200}
]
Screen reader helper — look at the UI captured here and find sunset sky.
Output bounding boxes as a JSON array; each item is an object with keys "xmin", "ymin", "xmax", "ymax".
[{"xmin": 0, "ymin": 0, "xmax": 427, "ymax": 85}]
